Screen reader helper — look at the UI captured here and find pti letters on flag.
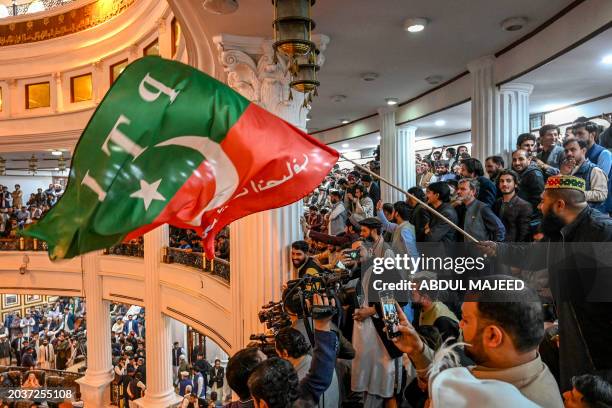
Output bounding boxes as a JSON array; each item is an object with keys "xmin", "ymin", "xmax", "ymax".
[{"xmin": 23, "ymin": 56, "xmax": 339, "ymax": 259}]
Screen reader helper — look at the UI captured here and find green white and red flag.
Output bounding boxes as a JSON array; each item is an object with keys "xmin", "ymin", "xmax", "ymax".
[{"xmin": 22, "ymin": 56, "xmax": 338, "ymax": 260}]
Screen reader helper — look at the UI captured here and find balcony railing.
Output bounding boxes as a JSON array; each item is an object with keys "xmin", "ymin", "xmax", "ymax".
[
  {"xmin": 165, "ymin": 247, "xmax": 230, "ymax": 283},
  {"xmin": 0, "ymin": 237, "xmax": 47, "ymax": 251},
  {"xmin": 1, "ymin": 0, "xmax": 77, "ymax": 18},
  {"xmin": 103, "ymin": 242, "xmax": 144, "ymax": 257}
]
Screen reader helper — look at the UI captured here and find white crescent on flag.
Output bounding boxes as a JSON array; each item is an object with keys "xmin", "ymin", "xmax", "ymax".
[{"xmin": 155, "ymin": 136, "xmax": 239, "ymax": 226}]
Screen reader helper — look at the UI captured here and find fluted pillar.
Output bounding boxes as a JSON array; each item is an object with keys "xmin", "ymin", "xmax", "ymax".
[
  {"xmin": 379, "ymin": 107, "xmax": 417, "ymax": 203},
  {"xmin": 214, "ymin": 34, "xmax": 329, "ymax": 348},
  {"xmin": 499, "ymin": 83, "xmax": 534, "ymax": 161},
  {"xmin": 75, "ymin": 252, "xmax": 113, "ymax": 407},
  {"xmin": 468, "ymin": 55, "xmax": 499, "ymax": 161},
  {"xmin": 134, "ymin": 224, "xmax": 181, "ymax": 407}
]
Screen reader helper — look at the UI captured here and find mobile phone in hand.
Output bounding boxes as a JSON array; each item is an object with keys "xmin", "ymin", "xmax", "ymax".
[{"xmin": 380, "ymin": 292, "xmax": 401, "ymax": 339}]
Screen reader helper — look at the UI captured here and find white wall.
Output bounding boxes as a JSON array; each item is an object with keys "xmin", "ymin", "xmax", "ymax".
[
  {"xmin": 0, "ymin": 174, "xmax": 53, "ymax": 201},
  {"xmin": 543, "ymin": 96, "xmax": 612, "ymax": 127}
]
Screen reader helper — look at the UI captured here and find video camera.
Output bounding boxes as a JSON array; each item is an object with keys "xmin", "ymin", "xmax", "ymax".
[
  {"xmin": 257, "ymin": 301, "xmax": 292, "ymax": 331},
  {"xmin": 283, "ymin": 270, "xmax": 354, "ymax": 320},
  {"xmin": 248, "ymin": 333, "xmax": 277, "ymax": 358}
]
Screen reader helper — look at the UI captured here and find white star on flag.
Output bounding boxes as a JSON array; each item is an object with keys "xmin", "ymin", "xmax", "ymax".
[{"xmin": 130, "ymin": 179, "xmax": 166, "ymax": 210}]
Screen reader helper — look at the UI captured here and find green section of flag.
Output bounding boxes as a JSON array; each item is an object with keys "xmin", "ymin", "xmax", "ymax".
[{"xmin": 22, "ymin": 56, "xmax": 250, "ymax": 259}]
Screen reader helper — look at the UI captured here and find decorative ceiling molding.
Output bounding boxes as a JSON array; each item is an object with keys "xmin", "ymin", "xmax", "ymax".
[{"xmin": 0, "ymin": 0, "xmax": 136, "ymax": 47}]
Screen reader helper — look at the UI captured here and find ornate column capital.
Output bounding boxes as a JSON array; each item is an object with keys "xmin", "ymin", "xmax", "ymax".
[
  {"xmin": 212, "ymin": 33, "xmax": 330, "ymax": 129},
  {"xmin": 92, "ymin": 60, "xmax": 103, "ymax": 71}
]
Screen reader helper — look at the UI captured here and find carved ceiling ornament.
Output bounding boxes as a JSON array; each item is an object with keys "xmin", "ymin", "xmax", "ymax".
[
  {"xmin": 0, "ymin": 0, "xmax": 136, "ymax": 47},
  {"xmin": 214, "ymin": 34, "xmax": 328, "ymax": 128}
]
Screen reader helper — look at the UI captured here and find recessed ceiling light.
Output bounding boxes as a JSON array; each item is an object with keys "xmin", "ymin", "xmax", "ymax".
[
  {"xmin": 342, "ymin": 143, "xmax": 349, "ymax": 148},
  {"xmin": 500, "ymin": 17, "xmax": 527, "ymax": 32},
  {"xmin": 435, "ymin": 119, "xmax": 446, "ymax": 126},
  {"xmin": 54, "ymin": 168, "xmax": 59, "ymax": 171},
  {"xmin": 425, "ymin": 75, "xmax": 443, "ymax": 85},
  {"xmin": 331, "ymin": 95, "xmax": 347, "ymax": 103},
  {"xmin": 403, "ymin": 18, "xmax": 428, "ymax": 33},
  {"xmin": 385, "ymin": 98, "xmax": 399, "ymax": 106},
  {"xmin": 377, "ymin": 136, "xmax": 381, "ymax": 141},
  {"xmin": 51, "ymin": 150, "xmax": 62, "ymax": 156},
  {"xmin": 602, "ymin": 55, "xmax": 612, "ymax": 65},
  {"xmin": 341, "ymin": 119, "xmax": 350, "ymax": 124},
  {"xmin": 361, "ymin": 72, "xmax": 379, "ymax": 82}
]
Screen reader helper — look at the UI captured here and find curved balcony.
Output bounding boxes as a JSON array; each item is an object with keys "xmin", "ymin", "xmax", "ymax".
[{"xmin": 0, "ymin": 236, "xmax": 234, "ymax": 353}]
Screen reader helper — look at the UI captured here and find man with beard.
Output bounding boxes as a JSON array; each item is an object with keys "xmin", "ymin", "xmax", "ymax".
[
  {"xmin": 480, "ymin": 175, "xmax": 612, "ymax": 391},
  {"xmin": 291, "ymin": 240, "xmax": 324, "ymax": 279},
  {"xmin": 431, "ymin": 160, "xmax": 456, "ymax": 183},
  {"xmin": 562, "ymin": 139, "xmax": 608, "ymax": 211},
  {"xmin": 391, "ymin": 283, "xmax": 563, "ymax": 408},
  {"xmin": 327, "ymin": 190, "xmax": 348, "ymax": 236},
  {"xmin": 493, "ymin": 170, "xmax": 533, "ymax": 242},
  {"xmin": 485, "ymin": 156, "xmax": 505, "ymax": 187},
  {"xmin": 423, "ymin": 182, "xmax": 458, "ymax": 243},
  {"xmin": 536, "ymin": 124, "xmax": 565, "ymax": 177},
  {"xmin": 455, "ymin": 178, "xmax": 505, "ymax": 242},
  {"xmin": 460, "ymin": 158, "xmax": 498, "ymax": 207},
  {"xmin": 512, "ymin": 149, "xmax": 545, "ymax": 213},
  {"xmin": 517, "ymin": 133, "xmax": 538, "ymax": 157}
]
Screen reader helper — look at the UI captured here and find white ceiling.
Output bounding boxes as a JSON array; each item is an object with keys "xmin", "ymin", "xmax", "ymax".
[
  {"xmin": 522, "ymin": 27, "xmax": 612, "ymax": 113},
  {"xmin": 199, "ymin": 0, "xmax": 575, "ymax": 132},
  {"xmin": 329, "ymin": 101, "xmax": 472, "ymax": 153}
]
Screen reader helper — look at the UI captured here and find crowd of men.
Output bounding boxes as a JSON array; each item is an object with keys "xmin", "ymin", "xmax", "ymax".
[
  {"xmin": 217, "ymin": 118, "xmax": 612, "ymax": 408},
  {"xmin": 0, "ymin": 297, "xmax": 85, "ymax": 373},
  {"xmin": 0, "ymin": 183, "xmax": 63, "ymax": 237},
  {"xmin": 169, "ymin": 226, "xmax": 230, "ymax": 261}
]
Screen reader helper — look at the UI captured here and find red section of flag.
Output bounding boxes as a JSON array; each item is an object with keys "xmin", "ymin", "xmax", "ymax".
[{"xmin": 126, "ymin": 103, "xmax": 339, "ymax": 257}]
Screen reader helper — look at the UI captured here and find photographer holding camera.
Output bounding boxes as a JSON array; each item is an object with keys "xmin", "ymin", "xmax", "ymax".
[{"xmin": 246, "ymin": 294, "xmax": 338, "ymax": 408}]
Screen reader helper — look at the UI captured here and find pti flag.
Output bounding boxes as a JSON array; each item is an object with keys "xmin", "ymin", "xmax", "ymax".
[{"xmin": 23, "ymin": 56, "xmax": 338, "ymax": 260}]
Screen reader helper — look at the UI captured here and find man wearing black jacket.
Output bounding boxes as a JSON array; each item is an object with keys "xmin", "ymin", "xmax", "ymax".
[
  {"xmin": 460, "ymin": 158, "xmax": 497, "ymax": 207},
  {"xmin": 512, "ymin": 149, "xmax": 545, "ymax": 214},
  {"xmin": 361, "ymin": 175, "xmax": 380, "ymax": 205},
  {"xmin": 423, "ymin": 182, "xmax": 458, "ymax": 243},
  {"xmin": 493, "ymin": 170, "xmax": 533, "ymax": 242}
]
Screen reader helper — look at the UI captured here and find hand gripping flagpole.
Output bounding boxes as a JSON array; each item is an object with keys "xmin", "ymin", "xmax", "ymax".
[{"xmin": 340, "ymin": 155, "xmax": 479, "ymax": 243}]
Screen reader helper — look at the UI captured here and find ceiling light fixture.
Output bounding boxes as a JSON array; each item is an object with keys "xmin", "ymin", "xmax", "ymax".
[
  {"xmin": 500, "ymin": 17, "xmax": 527, "ymax": 32},
  {"xmin": 51, "ymin": 150, "xmax": 62, "ymax": 156},
  {"xmin": 425, "ymin": 75, "xmax": 443, "ymax": 85},
  {"xmin": 385, "ymin": 98, "xmax": 398, "ymax": 106},
  {"xmin": 435, "ymin": 119, "xmax": 446, "ymax": 126},
  {"xmin": 361, "ymin": 72, "xmax": 379, "ymax": 82},
  {"xmin": 377, "ymin": 136, "xmax": 381, "ymax": 141},
  {"xmin": 341, "ymin": 119, "xmax": 350, "ymax": 124},
  {"xmin": 331, "ymin": 95, "xmax": 347, "ymax": 103},
  {"xmin": 403, "ymin": 17, "xmax": 428, "ymax": 33},
  {"xmin": 602, "ymin": 55, "xmax": 612, "ymax": 65},
  {"xmin": 202, "ymin": 0, "xmax": 239, "ymax": 15},
  {"xmin": 341, "ymin": 143, "xmax": 349, "ymax": 148}
]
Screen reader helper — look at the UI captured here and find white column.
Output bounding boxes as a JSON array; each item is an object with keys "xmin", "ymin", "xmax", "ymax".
[
  {"xmin": 134, "ymin": 224, "xmax": 181, "ymax": 408},
  {"xmin": 499, "ymin": 83, "xmax": 534, "ymax": 162},
  {"xmin": 157, "ymin": 17, "xmax": 172, "ymax": 59},
  {"xmin": 51, "ymin": 72, "xmax": 63, "ymax": 114},
  {"xmin": 379, "ymin": 107, "xmax": 417, "ymax": 203},
  {"xmin": 92, "ymin": 61, "xmax": 104, "ymax": 104},
  {"xmin": 214, "ymin": 34, "xmax": 328, "ymax": 349},
  {"xmin": 75, "ymin": 252, "xmax": 113, "ymax": 407},
  {"xmin": 7, "ymin": 79, "xmax": 17, "ymax": 117},
  {"xmin": 467, "ymin": 55, "xmax": 499, "ymax": 161}
]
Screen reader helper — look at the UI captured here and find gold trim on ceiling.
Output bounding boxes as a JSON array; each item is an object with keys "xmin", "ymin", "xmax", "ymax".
[{"xmin": 0, "ymin": 0, "xmax": 136, "ymax": 47}]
